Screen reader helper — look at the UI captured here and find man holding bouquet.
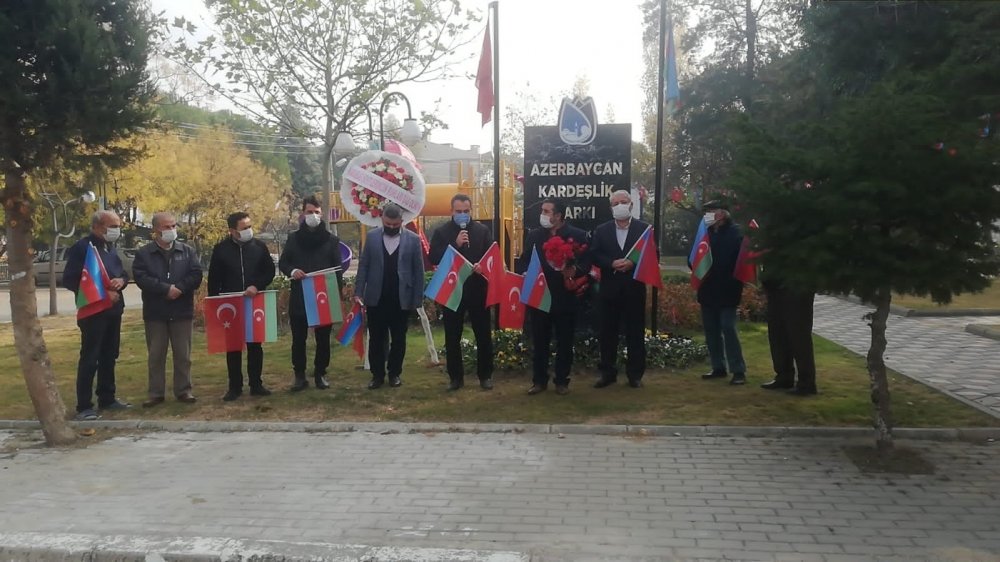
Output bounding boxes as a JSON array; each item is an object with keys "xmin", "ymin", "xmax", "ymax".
[{"xmin": 518, "ymin": 198, "xmax": 591, "ymax": 395}]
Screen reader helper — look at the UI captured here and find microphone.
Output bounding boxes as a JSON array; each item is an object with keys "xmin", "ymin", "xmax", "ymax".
[{"xmin": 458, "ymin": 218, "xmax": 469, "ymax": 247}]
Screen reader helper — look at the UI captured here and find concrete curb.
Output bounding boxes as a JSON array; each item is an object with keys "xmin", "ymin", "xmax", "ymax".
[
  {"xmin": 839, "ymin": 294, "xmax": 1000, "ymax": 317},
  {"xmin": 966, "ymin": 323, "xmax": 1000, "ymax": 341},
  {"xmin": 0, "ymin": 532, "xmax": 529, "ymax": 562},
  {"xmin": 1, "ymin": 419, "xmax": 997, "ymax": 441}
]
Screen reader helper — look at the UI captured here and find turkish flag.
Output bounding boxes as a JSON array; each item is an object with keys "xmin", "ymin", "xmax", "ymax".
[
  {"xmin": 205, "ymin": 295, "xmax": 245, "ymax": 354},
  {"xmin": 476, "ymin": 23, "xmax": 494, "ymax": 126},
  {"xmin": 477, "ymin": 241, "xmax": 504, "ymax": 306},
  {"xmin": 499, "ymin": 272, "xmax": 525, "ymax": 330}
]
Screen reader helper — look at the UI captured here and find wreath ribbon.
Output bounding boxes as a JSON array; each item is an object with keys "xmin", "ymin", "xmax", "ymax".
[{"xmin": 344, "ymin": 166, "xmax": 422, "ymax": 215}]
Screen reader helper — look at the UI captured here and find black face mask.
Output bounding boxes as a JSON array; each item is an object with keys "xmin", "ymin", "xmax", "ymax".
[{"xmin": 383, "ymin": 226, "xmax": 401, "ymax": 237}]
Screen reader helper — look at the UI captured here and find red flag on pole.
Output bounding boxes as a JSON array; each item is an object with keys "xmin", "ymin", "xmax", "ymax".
[
  {"xmin": 477, "ymin": 241, "xmax": 504, "ymax": 306},
  {"xmin": 499, "ymin": 272, "xmax": 525, "ymax": 330},
  {"xmin": 475, "ymin": 23, "xmax": 494, "ymax": 127}
]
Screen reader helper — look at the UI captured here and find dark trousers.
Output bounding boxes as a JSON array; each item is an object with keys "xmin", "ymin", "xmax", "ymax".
[
  {"xmin": 443, "ymin": 304, "xmax": 493, "ymax": 382},
  {"xmin": 367, "ymin": 305, "xmax": 410, "ymax": 381},
  {"xmin": 701, "ymin": 305, "xmax": 746, "ymax": 375},
  {"xmin": 765, "ymin": 286, "xmax": 817, "ymax": 390},
  {"xmin": 289, "ymin": 314, "xmax": 333, "ymax": 376},
  {"xmin": 598, "ymin": 288, "xmax": 647, "ymax": 381},
  {"xmin": 76, "ymin": 309, "xmax": 122, "ymax": 412},
  {"xmin": 529, "ymin": 307, "xmax": 576, "ymax": 387},
  {"xmin": 226, "ymin": 343, "xmax": 263, "ymax": 391}
]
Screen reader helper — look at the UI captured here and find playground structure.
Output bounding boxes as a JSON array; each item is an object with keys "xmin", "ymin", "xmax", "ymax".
[{"xmin": 329, "ymin": 159, "xmax": 523, "ymax": 268}]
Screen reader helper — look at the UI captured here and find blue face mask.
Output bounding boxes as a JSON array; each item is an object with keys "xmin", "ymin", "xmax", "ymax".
[{"xmin": 453, "ymin": 212, "xmax": 471, "ymax": 228}]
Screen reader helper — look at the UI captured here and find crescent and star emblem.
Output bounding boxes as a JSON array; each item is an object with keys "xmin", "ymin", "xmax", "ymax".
[
  {"xmin": 486, "ymin": 256, "xmax": 495, "ymax": 273},
  {"xmin": 446, "ymin": 271, "xmax": 459, "ymax": 285},
  {"xmin": 216, "ymin": 303, "xmax": 237, "ymax": 329},
  {"xmin": 253, "ymin": 308, "xmax": 265, "ymax": 323},
  {"xmin": 316, "ymin": 291, "xmax": 328, "ymax": 304},
  {"xmin": 508, "ymin": 286, "xmax": 521, "ymax": 312}
]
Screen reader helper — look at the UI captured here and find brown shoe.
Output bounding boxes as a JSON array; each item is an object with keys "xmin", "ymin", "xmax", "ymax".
[
  {"xmin": 555, "ymin": 385, "xmax": 570, "ymax": 395},
  {"xmin": 142, "ymin": 397, "xmax": 165, "ymax": 408},
  {"xmin": 177, "ymin": 393, "xmax": 197, "ymax": 404},
  {"xmin": 527, "ymin": 384, "xmax": 547, "ymax": 395}
]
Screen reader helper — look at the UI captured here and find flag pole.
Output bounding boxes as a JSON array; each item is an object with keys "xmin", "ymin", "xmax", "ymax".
[
  {"xmin": 651, "ymin": 0, "xmax": 668, "ymax": 335},
  {"xmin": 490, "ymin": 1, "xmax": 501, "ymax": 248}
]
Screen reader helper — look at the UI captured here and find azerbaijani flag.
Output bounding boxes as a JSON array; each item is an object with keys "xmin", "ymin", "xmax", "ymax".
[
  {"xmin": 690, "ymin": 226, "xmax": 713, "ymax": 291},
  {"xmin": 520, "ymin": 247, "xmax": 551, "ymax": 313},
  {"xmin": 302, "ymin": 268, "xmax": 343, "ymax": 327},
  {"xmin": 687, "ymin": 219, "xmax": 708, "ymax": 266},
  {"xmin": 425, "ymin": 245, "xmax": 473, "ymax": 312},
  {"xmin": 244, "ymin": 290, "xmax": 278, "ymax": 343},
  {"xmin": 477, "ymin": 241, "xmax": 504, "ymax": 307},
  {"xmin": 336, "ymin": 300, "xmax": 366, "ymax": 359},
  {"xmin": 76, "ymin": 243, "xmax": 113, "ymax": 319},
  {"xmin": 630, "ymin": 226, "xmax": 664, "ymax": 289}
]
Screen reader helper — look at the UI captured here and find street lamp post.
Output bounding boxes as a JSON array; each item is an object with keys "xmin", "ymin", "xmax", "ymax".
[
  {"xmin": 377, "ymin": 92, "xmax": 422, "ymax": 150},
  {"xmin": 39, "ymin": 190, "xmax": 96, "ymax": 316}
]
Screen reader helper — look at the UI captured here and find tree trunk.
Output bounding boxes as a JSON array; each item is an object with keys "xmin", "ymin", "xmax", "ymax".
[
  {"xmin": 865, "ymin": 288, "xmax": 894, "ymax": 453},
  {"xmin": 2, "ymin": 169, "xmax": 77, "ymax": 446}
]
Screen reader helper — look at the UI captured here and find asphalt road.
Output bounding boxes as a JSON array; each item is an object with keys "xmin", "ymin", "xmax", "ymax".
[{"xmin": 0, "ymin": 284, "xmax": 141, "ymax": 324}]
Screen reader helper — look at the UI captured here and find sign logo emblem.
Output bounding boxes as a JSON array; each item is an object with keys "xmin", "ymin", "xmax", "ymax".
[{"xmin": 558, "ymin": 96, "xmax": 598, "ymax": 146}]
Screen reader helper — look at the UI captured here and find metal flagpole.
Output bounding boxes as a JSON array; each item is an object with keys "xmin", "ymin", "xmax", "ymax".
[
  {"xmin": 651, "ymin": 0, "xmax": 668, "ymax": 334},
  {"xmin": 490, "ymin": 1, "xmax": 501, "ymax": 248}
]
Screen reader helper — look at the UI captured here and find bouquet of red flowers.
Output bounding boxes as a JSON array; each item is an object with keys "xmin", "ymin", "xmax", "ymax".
[{"xmin": 542, "ymin": 236, "xmax": 587, "ymax": 272}]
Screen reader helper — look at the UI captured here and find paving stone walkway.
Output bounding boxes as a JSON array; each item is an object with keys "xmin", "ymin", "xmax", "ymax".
[
  {"xmin": 812, "ymin": 295, "xmax": 1000, "ymax": 418},
  {"xmin": 0, "ymin": 430, "xmax": 998, "ymax": 561}
]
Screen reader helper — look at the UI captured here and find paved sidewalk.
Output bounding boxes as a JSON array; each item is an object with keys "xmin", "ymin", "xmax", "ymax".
[
  {"xmin": 1, "ymin": 429, "xmax": 998, "ymax": 561},
  {"xmin": 813, "ymin": 295, "xmax": 1000, "ymax": 418}
]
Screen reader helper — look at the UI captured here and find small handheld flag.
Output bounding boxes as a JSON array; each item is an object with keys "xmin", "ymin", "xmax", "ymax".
[
  {"xmin": 76, "ymin": 243, "xmax": 113, "ymax": 319},
  {"xmin": 301, "ymin": 268, "xmax": 343, "ymax": 327},
  {"xmin": 520, "ymin": 247, "xmax": 551, "ymax": 313},
  {"xmin": 425, "ymin": 246, "xmax": 473, "ymax": 312},
  {"xmin": 478, "ymin": 241, "xmax": 504, "ymax": 307},
  {"xmin": 631, "ymin": 226, "xmax": 664, "ymax": 289},
  {"xmin": 244, "ymin": 291, "xmax": 278, "ymax": 343},
  {"xmin": 499, "ymin": 271, "xmax": 526, "ymax": 330},
  {"xmin": 205, "ymin": 294, "xmax": 245, "ymax": 354},
  {"xmin": 337, "ymin": 301, "xmax": 366, "ymax": 359}
]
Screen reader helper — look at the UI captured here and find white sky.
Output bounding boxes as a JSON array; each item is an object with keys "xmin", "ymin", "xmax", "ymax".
[{"xmin": 151, "ymin": 0, "xmax": 648, "ymax": 152}]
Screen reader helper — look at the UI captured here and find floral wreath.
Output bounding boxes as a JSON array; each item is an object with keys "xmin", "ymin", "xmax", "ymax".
[{"xmin": 340, "ymin": 150, "xmax": 426, "ymax": 227}]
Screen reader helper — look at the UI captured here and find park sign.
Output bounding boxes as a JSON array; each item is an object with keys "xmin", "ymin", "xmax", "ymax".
[{"xmin": 523, "ymin": 99, "xmax": 631, "ymax": 234}]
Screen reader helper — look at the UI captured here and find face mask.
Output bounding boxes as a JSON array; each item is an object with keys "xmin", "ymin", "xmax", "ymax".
[
  {"xmin": 539, "ymin": 214, "xmax": 553, "ymax": 229},
  {"xmin": 104, "ymin": 227, "xmax": 121, "ymax": 243},
  {"xmin": 159, "ymin": 228, "xmax": 177, "ymax": 244},
  {"xmin": 383, "ymin": 226, "xmax": 401, "ymax": 237},
  {"xmin": 612, "ymin": 203, "xmax": 632, "ymax": 220},
  {"xmin": 453, "ymin": 212, "xmax": 470, "ymax": 228},
  {"xmin": 304, "ymin": 213, "xmax": 322, "ymax": 228},
  {"xmin": 703, "ymin": 212, "xmax": 717, "ymax": 226},
  {"xmin": 238, "ymin": 228, "xmax": 254, "ymax": 243}
]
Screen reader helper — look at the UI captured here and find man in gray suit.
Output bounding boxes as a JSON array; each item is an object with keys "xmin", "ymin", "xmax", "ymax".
[{"xmin": 353, "ymin": 203, "xmax": 426, "ymax": 389}]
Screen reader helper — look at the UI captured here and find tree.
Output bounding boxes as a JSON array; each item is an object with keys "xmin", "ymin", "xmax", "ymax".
[
  {"xmin": 730, "ymin": 1, "xmax": 1000, "ymax": 452},
  {"xmin": 0, "ymin": 0, "xmax": 157, "ymax": 445},
  {"xmin": 168, "ymin": 0, "xmax": 477, "ymax": 219}
]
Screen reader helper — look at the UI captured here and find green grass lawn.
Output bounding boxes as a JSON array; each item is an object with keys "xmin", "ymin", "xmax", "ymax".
[
  {"xmin": 0, "ymin": 311, "xmax": 996, "ymax": 427},
  {"xmin": 893, "ymin": 281, "xmax": 1000, "ymax": 310}
]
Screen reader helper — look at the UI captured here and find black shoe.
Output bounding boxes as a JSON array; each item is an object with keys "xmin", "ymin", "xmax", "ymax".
[
  {"xmin": 628, "ymin": 379, "xmax": 643, "ymax": 388},
  {"xmin": 314, "ymin": 375, "xmax": 330, "ymax": 390},
  {"xmin": 388, "ymin": 376, "xmax": 402, "ymax": 388},
  {"xmin": 99, "ymin": 400, "xmax": 132, "ymax": 411},
  {"xmin": 761, "ymin": 379, "xmax": 794, "ymax": 390},
  {"xmin": 142, "ymin": 397, "xmax": 165, "ymax": 408},
  {"xmin": 249, "ymin": 386, "xmax": 272, "ymax": 397},
  {"xmin": 593, "ymin": 377, "xmax": 617, "ymax": 389},
  {"xmin": 701, "ymin": 371, "xmax": 728, "ymax": 380},
  {"xmin": 290, "ymin": 374, "xmax": 308, "ymax": 392},
  {"xmin": 788, "ymin": 387, "xmax": 818, "ymax": 396},
  {"xmin": 447, "ymin": 379, "xmax": 464, "ymax": 392},
  {"xmin": 479, "ymin": 378, "xmax": 494, "ymax": 391},
  {"xmin": 222, "ymin": 390, "xmax": 242, "ymax": 401},
  {"xmin": 368, "ymin": 379, "xmax": 384, "ymax": 390},
  {"xmin": 729, "ymin": 373, "xmax": 746, "ymax": 385},
  {"xmin": 555, "ymin": 385, "xmax": 570, "ymax": 395},
  {"xmin": 527, "ymin": 384, "xmax": 547, "ymax": 395}
]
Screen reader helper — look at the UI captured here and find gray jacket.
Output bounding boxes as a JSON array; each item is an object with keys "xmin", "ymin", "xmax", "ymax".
[{"xmin": 354, "ymin": 228, "xmax": 425, "ymax": 310}]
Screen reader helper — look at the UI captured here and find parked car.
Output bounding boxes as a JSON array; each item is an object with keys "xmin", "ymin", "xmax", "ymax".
[{"xmin": 33, "ymin": 246, "xmax": 136, "ymax": 287}]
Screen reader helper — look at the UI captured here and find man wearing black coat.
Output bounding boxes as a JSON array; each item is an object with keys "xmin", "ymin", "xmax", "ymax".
[
  {"xmin": 429, "ymin": 193, "xmax": 494, "ymax": 391},
  {"xmin": 590, "ymin": 190, "xmax": 651, "ymax": 389},
  {"xmin": 208, "ymin": 211, "xmax": 276, "ymax": 401},
  {"xmin": 132, "ymin": 212, "xmax": 203, "ymax": 407},
  {"xmin": 278, "ymin": 196, "xmax": 345, "ymax": 392},
  {"xmin": 693, "ymin": 201, "xmax": 747, "ymax": 385},
  {"xmin": 518, "ymin": 198, "xmax": 591, "ymax": 395}
]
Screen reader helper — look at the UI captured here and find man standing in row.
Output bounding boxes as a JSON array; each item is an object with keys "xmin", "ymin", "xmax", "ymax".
[
  {"xmin": 62, "ymin": 211, "xmax": 131, "ymax": 420},
  {"xmin": 132, "ymin": 212, "xmax": 203, "ymax": 407},
  {"xmin": 279, "ymin": 196, "xmax": 345, "ymax": 392},
  {"xmin": 354, "ymin": 203, "xmax": 425, "ymax": 390},
  {"xmin": 208, "ymin": 211, "xmax": 276, "ymax": 401},
  {"xmin": 590, "ymin": 190, "xmax": 650, "ymax": 389},
  {"xmin": 429, "ymin": 194, "xmax": 494, "ymax": 391},
  {"xmin": 520, "ymin": 199, "xmax": 590, "ymax": 396}
]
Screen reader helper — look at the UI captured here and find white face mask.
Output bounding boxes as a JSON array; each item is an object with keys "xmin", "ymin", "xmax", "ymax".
[
  {"xmin": 539, "ymin": 214, "xmax": 554, "ymax": 229},
  {"xmin": 612, "ymin": 203, "xmax": 632, "ymax": 220},
  {"xmin": 104, "ymin": 227, "xmax": 121, "ymax": 243},
  {"xmin": 238, "ymin": 228, "xmax": 254, "ymax": 243},
  {"xmin": 703, "ymin": 212, "xmax": 717, "ymax": 226},
  {"xmin": 304, "ymin": 213, "xmax": 322, "ymax": 228},
  {"xmin": 159, "ymin": 228, "xmax": 177, "ymax": 244}
]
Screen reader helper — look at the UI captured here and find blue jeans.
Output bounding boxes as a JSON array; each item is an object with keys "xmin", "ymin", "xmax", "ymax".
[{"xmin": 701, "ymin": 305, "xmax": 746, "ymax": 375}]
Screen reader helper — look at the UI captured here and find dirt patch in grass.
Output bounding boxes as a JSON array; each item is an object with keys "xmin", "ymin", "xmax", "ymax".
[{"xmin": 843, "ymin": 445, "xmax": 936, "ymax": 474}]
